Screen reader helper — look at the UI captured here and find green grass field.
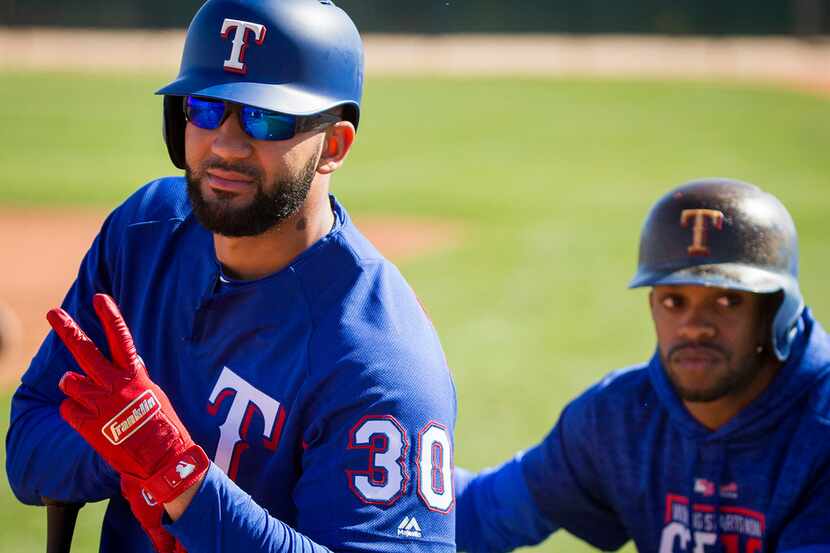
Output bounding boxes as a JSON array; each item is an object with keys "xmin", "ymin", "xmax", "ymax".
[{"xmin": 1, "ymin": 71, "xmax": 828, "ymax": 552}]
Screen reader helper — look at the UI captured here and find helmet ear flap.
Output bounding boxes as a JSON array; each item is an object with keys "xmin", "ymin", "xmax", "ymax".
[
  {"xmin": 771, "ymin": 285, "xmax": 805, "ymax": 361},
  {"xmin": 341, "ymin": 104, "xmax": 360, "ymax": 130},
  {"xmin": 162, "ymin": 96, "xmax": 187, "ymax": 170}
]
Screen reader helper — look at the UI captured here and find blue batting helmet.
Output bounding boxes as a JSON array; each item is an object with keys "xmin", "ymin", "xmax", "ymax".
[
  {"xmin": 156, "ymin": 0, "xmax": 364, "ymax": 169},
  {"xmin": 629, "ymin": 178, "xmax": 804, "ymax": 361}
]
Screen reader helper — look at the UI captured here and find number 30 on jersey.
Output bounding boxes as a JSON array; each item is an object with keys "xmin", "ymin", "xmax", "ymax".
[{"xmin": 347, "ymin": 416, "xmax": 454, "ymax": 512}]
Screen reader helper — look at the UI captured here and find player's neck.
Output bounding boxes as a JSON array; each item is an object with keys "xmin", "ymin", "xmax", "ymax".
[
  {"xmin": 683, "ymin": 356, "xmax": 782, "ymax": 431},
  {"xmin": 212, "ymin": 186, "xmax": 335, "ymax": 281}
]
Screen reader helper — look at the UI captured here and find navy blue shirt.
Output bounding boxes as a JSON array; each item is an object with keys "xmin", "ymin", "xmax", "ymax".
[
  {"xmin": 457, "ymin": 311, "xmax": 830, "ymax": 553},
  {"xmin": 6, "ymin": 178, "xmax": 457, "ymax": 552}
]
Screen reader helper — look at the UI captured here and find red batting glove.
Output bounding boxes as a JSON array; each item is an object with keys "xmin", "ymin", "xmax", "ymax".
[
  {"xmin": 121, "ymin": 476, "xmax": 187, "ymax": 553},
  {"xmin": 48, "ymin": 293, "xmax": 209, "ymax": 504}
]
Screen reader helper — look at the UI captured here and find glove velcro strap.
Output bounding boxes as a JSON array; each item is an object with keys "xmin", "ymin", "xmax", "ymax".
[{"xmin": 141, "ymin": 445, "xmax": 210, "ymax": 504}]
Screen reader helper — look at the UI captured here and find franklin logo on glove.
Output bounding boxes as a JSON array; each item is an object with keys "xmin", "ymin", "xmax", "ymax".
[{"xmin": 103, "ymin": 390, "xmax": 160, "ymax": 445}]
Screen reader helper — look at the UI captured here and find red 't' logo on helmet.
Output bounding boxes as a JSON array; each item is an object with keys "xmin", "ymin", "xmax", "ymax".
[
  {"xmin": 680, "ymin": 209, "xmax": 724, "ymax": 256},
  {"xmin": 220, "ymin": 19, "xmax": 268, "ymax": 75}
]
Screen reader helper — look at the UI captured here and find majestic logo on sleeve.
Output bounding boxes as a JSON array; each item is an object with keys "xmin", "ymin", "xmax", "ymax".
[
  {"xmin": 660, "ymin": 494, "xmax": 764, "ymax": 553},
  {"xmin": 680, "ymin": 209, "xmax": 725, "ymax": 256},
  {"xmin": 397, "ymin": 516, "xmax": 423, "ymax": 538},
  {"xmin": 220, "ymin": 19, "xmax": 267, "ymax": 75},
  {"xmin": 101, "ymin": 390, "xmax": 160, "ymax": 445},
  {"xmin": 207, "ymin": 367, "xmax": 285, "ymax": 481}
]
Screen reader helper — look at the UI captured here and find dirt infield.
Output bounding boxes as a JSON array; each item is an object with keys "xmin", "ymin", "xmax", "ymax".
[{"xmin": 0, "ymin": 209, "xmax": 459, "ymax": 389}]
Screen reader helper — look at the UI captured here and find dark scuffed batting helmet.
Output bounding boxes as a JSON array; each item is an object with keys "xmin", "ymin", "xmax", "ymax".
[
  {"xmin": 629, "ymin": 178, "xmax": 804, "ymax": 361},
  {"xmin": 156, "ymin": 0, "xmax": 364, "ymax": 169}
]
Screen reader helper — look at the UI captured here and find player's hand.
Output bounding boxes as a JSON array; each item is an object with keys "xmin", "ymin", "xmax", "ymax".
[
  {"xmin": 121, "ymin": 476, "xmax": 187, "ymax": 553},
  {"xmin": 48, "ymin": 293, "xmax": 209, "ymax": 504}
]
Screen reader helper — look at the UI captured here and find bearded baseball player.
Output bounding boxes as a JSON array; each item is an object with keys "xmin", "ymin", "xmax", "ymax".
[
  {"xmin": 5, "ymin": 1, "xmax": 457, "ymax": 552},
  {"xmin": 456, "ymin": 179, "xmax": 830, "ymax": 553}
]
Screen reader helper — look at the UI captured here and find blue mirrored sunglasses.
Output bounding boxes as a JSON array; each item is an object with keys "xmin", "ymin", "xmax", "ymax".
[{"xmin": 183, "ymin": 96, "xmax": 339, "ymax": 141}]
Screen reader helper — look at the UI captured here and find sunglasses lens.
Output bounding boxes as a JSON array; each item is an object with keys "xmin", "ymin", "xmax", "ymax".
[
  {"xmin": 241, "ymin": 106, "xmax": 297, "ymax": 141},
  {"xmin": 185, "ymin": 96, "xmax": 226, "ymax": 130}
]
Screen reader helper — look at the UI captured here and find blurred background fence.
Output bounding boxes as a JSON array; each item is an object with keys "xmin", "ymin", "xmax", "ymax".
[{"xmin": 1, "ymin": 0, "xmax": 829, "ymax": 35}]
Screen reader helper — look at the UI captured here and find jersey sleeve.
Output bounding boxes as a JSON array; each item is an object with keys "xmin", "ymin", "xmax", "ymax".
[
  {"xmin": 168, "ymin": 464, "xmax": 336, "ymax": 553},
  {"xmin": 5, "ymin": 211, "xmax": 121, "ymax": 505},
  {"xmin": 518, "ymin": 392, "xmax": 629, "ymax": 551},
  {"xmin": 292, "ymin": 352, "xmax": 456, "ymax": 551},
  {"xmin": 455, "ymin": 458, "xmax": 557, "ymax": 553}
]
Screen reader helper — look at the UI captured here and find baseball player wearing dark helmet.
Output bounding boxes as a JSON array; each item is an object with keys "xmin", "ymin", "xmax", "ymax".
[
  {"xmin": 6, "ymin": 1, "xmax": 457, "ymax": 552},
  {"xmin": 455, "ymin": 179, "xmax": 830, "ymax": 552}
]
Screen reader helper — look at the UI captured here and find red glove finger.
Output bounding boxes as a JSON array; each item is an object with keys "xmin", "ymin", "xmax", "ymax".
[
  {"xmin": 49, "ymin": 293, "xmax": 209, "ymax": 503},
  {"xmin": 59, "ymin": 398, "xmax": 97, "ymax": 427},
  {"xmin": 59, "ymin": 371, "xmax": 108, "ymax": 413},
  {"xmin": 121, "ymin": 476, "xmax": 187, "ymax": 553},
  {"xmin": 93, "ymin": 294, "xmax": 140, "ymax": 374},
  {"xmin": 47, "ymin": 307, "xmax": 120, "ymax": 388}
]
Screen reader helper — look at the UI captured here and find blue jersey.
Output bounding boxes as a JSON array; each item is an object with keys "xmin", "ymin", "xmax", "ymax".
[
  {"xmin": 456, "ymin": 311, "xmax": 830, "ymax": 553},
  {"xmin": 7, "ymin": 178, "xmax": 457, "ymax": 552}
]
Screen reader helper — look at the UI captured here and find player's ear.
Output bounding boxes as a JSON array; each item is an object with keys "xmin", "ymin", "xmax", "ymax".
[
  {"xmin": 648, "ymin": 289, "xmax": 657, "ymax": 312},
  {"xmin": 317, "ymin": 121, "xmax": 355, "ymax": 175}
]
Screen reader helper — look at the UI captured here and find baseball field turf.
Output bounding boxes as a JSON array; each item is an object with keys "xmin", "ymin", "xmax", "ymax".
[{"xmin": 1, "ymin": 71, "xmax": 828, "ymax": 552}]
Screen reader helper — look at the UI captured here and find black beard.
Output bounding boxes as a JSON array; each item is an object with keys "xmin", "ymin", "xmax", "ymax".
[
  {"xmin": 663, "ymin": 343, "xmax": 767, "ymax": 403},
  {"xmin": 185, "ymin": 154, "xmax": 318, "ymax": 237}
]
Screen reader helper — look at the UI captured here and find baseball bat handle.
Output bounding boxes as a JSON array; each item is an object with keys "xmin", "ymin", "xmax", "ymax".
[{"xmin": 43, "ymin": 498, "xmax": 85, "ymax": 553}]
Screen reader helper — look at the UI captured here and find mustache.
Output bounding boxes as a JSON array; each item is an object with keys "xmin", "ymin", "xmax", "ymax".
[
  {"xmin": 199, "ymin": 158, "xmax": 263, "ymax": 180},
  {"xmin": 667, "ymin": 341, "xmax": 729, "ymax": 360}
]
